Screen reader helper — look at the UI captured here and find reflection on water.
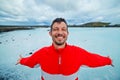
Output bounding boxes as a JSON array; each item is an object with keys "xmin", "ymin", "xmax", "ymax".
[{"xmin": 0, "ymin": 28, "xmax": 120, "ymax": 80}]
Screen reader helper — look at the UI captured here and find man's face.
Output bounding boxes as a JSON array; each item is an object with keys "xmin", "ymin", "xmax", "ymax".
[{"xmin": 49, "ymin": 22, "xmax": 69, "ymax": 46}]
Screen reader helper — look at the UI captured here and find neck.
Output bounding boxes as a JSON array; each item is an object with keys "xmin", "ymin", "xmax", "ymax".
[{"xmin": 53, "ymin": 43, "xmax": 66, "ymax": 50}]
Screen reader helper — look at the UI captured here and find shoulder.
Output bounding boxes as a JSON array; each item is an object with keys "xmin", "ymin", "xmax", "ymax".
[
  {"xmin": 37, "ymin": 45, "xmax": 52, "ymax": 53},
  {"xmin": 67, "ymin": 44, "xmax": 88, "ymax": 53},
  {"xmin": 67, "ymin": 44, "xmax": 82, "ymax": 49},
  {"xmin": 32, "ymin": 45, "xmax": 52, "ymax": 56}
]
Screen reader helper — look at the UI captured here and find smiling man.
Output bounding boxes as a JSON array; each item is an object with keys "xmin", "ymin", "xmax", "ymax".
[
  {"xmin": 16, "ymin": 18, "xmax": 113, "ymax": 80},
  {"xmin": 50, "ymin": 18, "xmax": 68, "ymax": 49}
]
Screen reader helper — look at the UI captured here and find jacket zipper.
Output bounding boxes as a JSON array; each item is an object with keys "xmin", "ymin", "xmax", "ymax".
[{"xmin": 58, "ymin": 55, "xmax": 61, "ymax": 64}]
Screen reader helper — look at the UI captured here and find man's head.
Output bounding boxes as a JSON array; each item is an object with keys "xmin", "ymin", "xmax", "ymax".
[{"xmin": 49, "ymin": 18, "xmax": 69, "ymax": 47}]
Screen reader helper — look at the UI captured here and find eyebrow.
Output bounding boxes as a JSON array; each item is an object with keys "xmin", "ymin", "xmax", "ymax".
[{"xmin": 53, "ymin": 26, "xmax": 67, "ymax": 28}]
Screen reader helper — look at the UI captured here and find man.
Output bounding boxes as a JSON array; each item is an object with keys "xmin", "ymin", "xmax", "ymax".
[{"xmin": 16, "ymin": 18, "xmax": 113, "ymax": 80}]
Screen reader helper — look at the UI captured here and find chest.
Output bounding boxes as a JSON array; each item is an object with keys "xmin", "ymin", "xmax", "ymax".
[{"xmin": 40, "ymin": 50, "xmax": 81, "ymax": 75}]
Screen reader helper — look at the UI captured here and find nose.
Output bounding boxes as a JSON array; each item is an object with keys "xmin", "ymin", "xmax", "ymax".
[{"xmin": 57, "ymin": 29, "xmax": 63, "ymax": 34}]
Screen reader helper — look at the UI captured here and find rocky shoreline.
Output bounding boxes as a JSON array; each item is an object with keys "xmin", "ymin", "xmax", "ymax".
[{"xmin": 0, "ymin": 26, "xmax": 35, "ymax": 33}]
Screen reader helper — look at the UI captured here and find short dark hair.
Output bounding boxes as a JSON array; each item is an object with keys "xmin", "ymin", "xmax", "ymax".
[{"xmin": 50, "ymin": 18, "xmax": 68, "ymax": 31}]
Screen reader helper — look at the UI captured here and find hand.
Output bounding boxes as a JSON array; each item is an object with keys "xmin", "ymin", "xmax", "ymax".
[
  {"xmin": 107, "ymin": 56, "xmax": 114, "ymax": 67},
  {"xmin": 16, "ymin": 55, "xmax": 22, "ymax": 65},
  {"xmin": 111, "ymin": 64, "xmax": 114, "ymax": 67}
]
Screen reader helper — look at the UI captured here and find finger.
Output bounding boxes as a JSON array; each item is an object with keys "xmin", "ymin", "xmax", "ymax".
[
  {"xmin": 19, "ymin": 54, "xmax": 22, "ymax": 58},
  {"xmin": 15, "ymin": 59, "xmax": 20, "ymax": 65},
  {"xmin": 16, "ymin": 55, "xmax": 22, "ymax": 65},
  {"xmin": 15, "ymin": 62, "xmax": 19, "ymax": 65}
]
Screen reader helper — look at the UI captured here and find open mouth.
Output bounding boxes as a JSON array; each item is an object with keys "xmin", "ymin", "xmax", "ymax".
[
  {"xmin": 57, "ymin": 36, "xmax": 64, "ymax": 40},
  {"xmin": 55, "ymin": 34, "xmax": 65, "ymax": 40}
]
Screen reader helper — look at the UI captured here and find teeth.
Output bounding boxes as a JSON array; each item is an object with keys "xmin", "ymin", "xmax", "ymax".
[
  {"xmin": 57, "ymin": 36, "xmax": 63, "ymax": 39},
  {"xmin": 55, "ymin": 35, "xmax": 64, "ymax": 38},
  {"xmin": 57, "ymin": 36, "xmax": 63, "ymax": 38},
  {"xmin": 58, "ymin": 36, "xmax": 63, "ymax": 37},
  {"xmin": 58, "ymin": 37, "xmax": 63, "ymax": 38}
]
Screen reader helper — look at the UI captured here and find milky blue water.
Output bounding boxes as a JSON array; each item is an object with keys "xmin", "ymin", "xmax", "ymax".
[{"xmin": 0, "ymin": 27, "xmax": 120, "ymax": 80}]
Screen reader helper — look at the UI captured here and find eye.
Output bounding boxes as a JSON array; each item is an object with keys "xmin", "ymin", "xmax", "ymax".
[
  {"xmin": 52, "ymin": 28, "xmax": 58, "ymax": 31},
  {"xmin": 62, "ymin": 28, "xmax": 67, "ymax": 31}
]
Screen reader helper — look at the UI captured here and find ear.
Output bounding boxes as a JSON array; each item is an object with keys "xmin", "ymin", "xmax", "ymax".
[
  {"xmin": 67, "ymin": 31, "xmax": 69, "ymax": 35},
  {"xmin": 49, "ymin": 31, "xmax": 52, "ymax": 37}
]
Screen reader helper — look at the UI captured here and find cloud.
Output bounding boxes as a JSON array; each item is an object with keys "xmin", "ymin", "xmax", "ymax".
[
  {"xmin": 0, "ymin": 0, "xmax": 25, "ymax": 15},
  {"xmin": 0, "ymin": 0, "xmax": 120, "ymax": 25},
  {"xmin": 34, "ymin": 0, "xmax": 78, "ymax": 12},
  {"xmin": 0, "ymin": 0, "xmax": 26, "ymax": 22}
]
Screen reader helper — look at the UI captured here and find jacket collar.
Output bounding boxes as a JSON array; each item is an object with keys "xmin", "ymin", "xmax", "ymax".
[{"xmin": 51, "ymin": 43, "xmax": 68, "ymax": 53}]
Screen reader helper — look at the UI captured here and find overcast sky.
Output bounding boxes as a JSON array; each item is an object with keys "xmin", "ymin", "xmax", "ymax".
[{"xmin": 0, "ymin": 0, "xmax": 120, "ymax": 25}]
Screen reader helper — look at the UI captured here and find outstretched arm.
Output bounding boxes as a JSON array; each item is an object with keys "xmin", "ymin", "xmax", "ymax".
[
  {"xmin": 83, "ymin": 52, "xmax": 113, "ymax": 67},
  {"xmin": 77, "ymin": 47, "xmax": 113, "ymax": 67},
  {"xmin": 15, "ymin": 50, "xmax": 41, "ymax": 68}
]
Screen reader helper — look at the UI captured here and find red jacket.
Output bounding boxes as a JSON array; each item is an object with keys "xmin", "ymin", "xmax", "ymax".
[{"xmin": 20, "ymin": 44, "xmax": 112, "ymax": 80}]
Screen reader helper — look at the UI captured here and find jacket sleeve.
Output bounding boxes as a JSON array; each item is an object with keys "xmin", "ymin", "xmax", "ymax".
[
  {"xmin": 20, "ymin": 49, "xmax": 42, "ymax": 68},
  {"xmin": 78, "ymin": 47, "xmax": 112, "ymax": 67}
]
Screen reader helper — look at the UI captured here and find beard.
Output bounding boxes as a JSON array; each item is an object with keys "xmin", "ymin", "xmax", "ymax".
[{"xmin": 54, "ymin": 40, "xmax": 65, "ymax": 45}]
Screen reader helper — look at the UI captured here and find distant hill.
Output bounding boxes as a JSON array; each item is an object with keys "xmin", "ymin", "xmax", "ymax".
[
  {"xmin": 69, "ymin": 22, "xmax": 120, "ymax": 27},
  {"xmin": 81, "ymin": 22, "xmax": 110, "ymax": 27}
]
